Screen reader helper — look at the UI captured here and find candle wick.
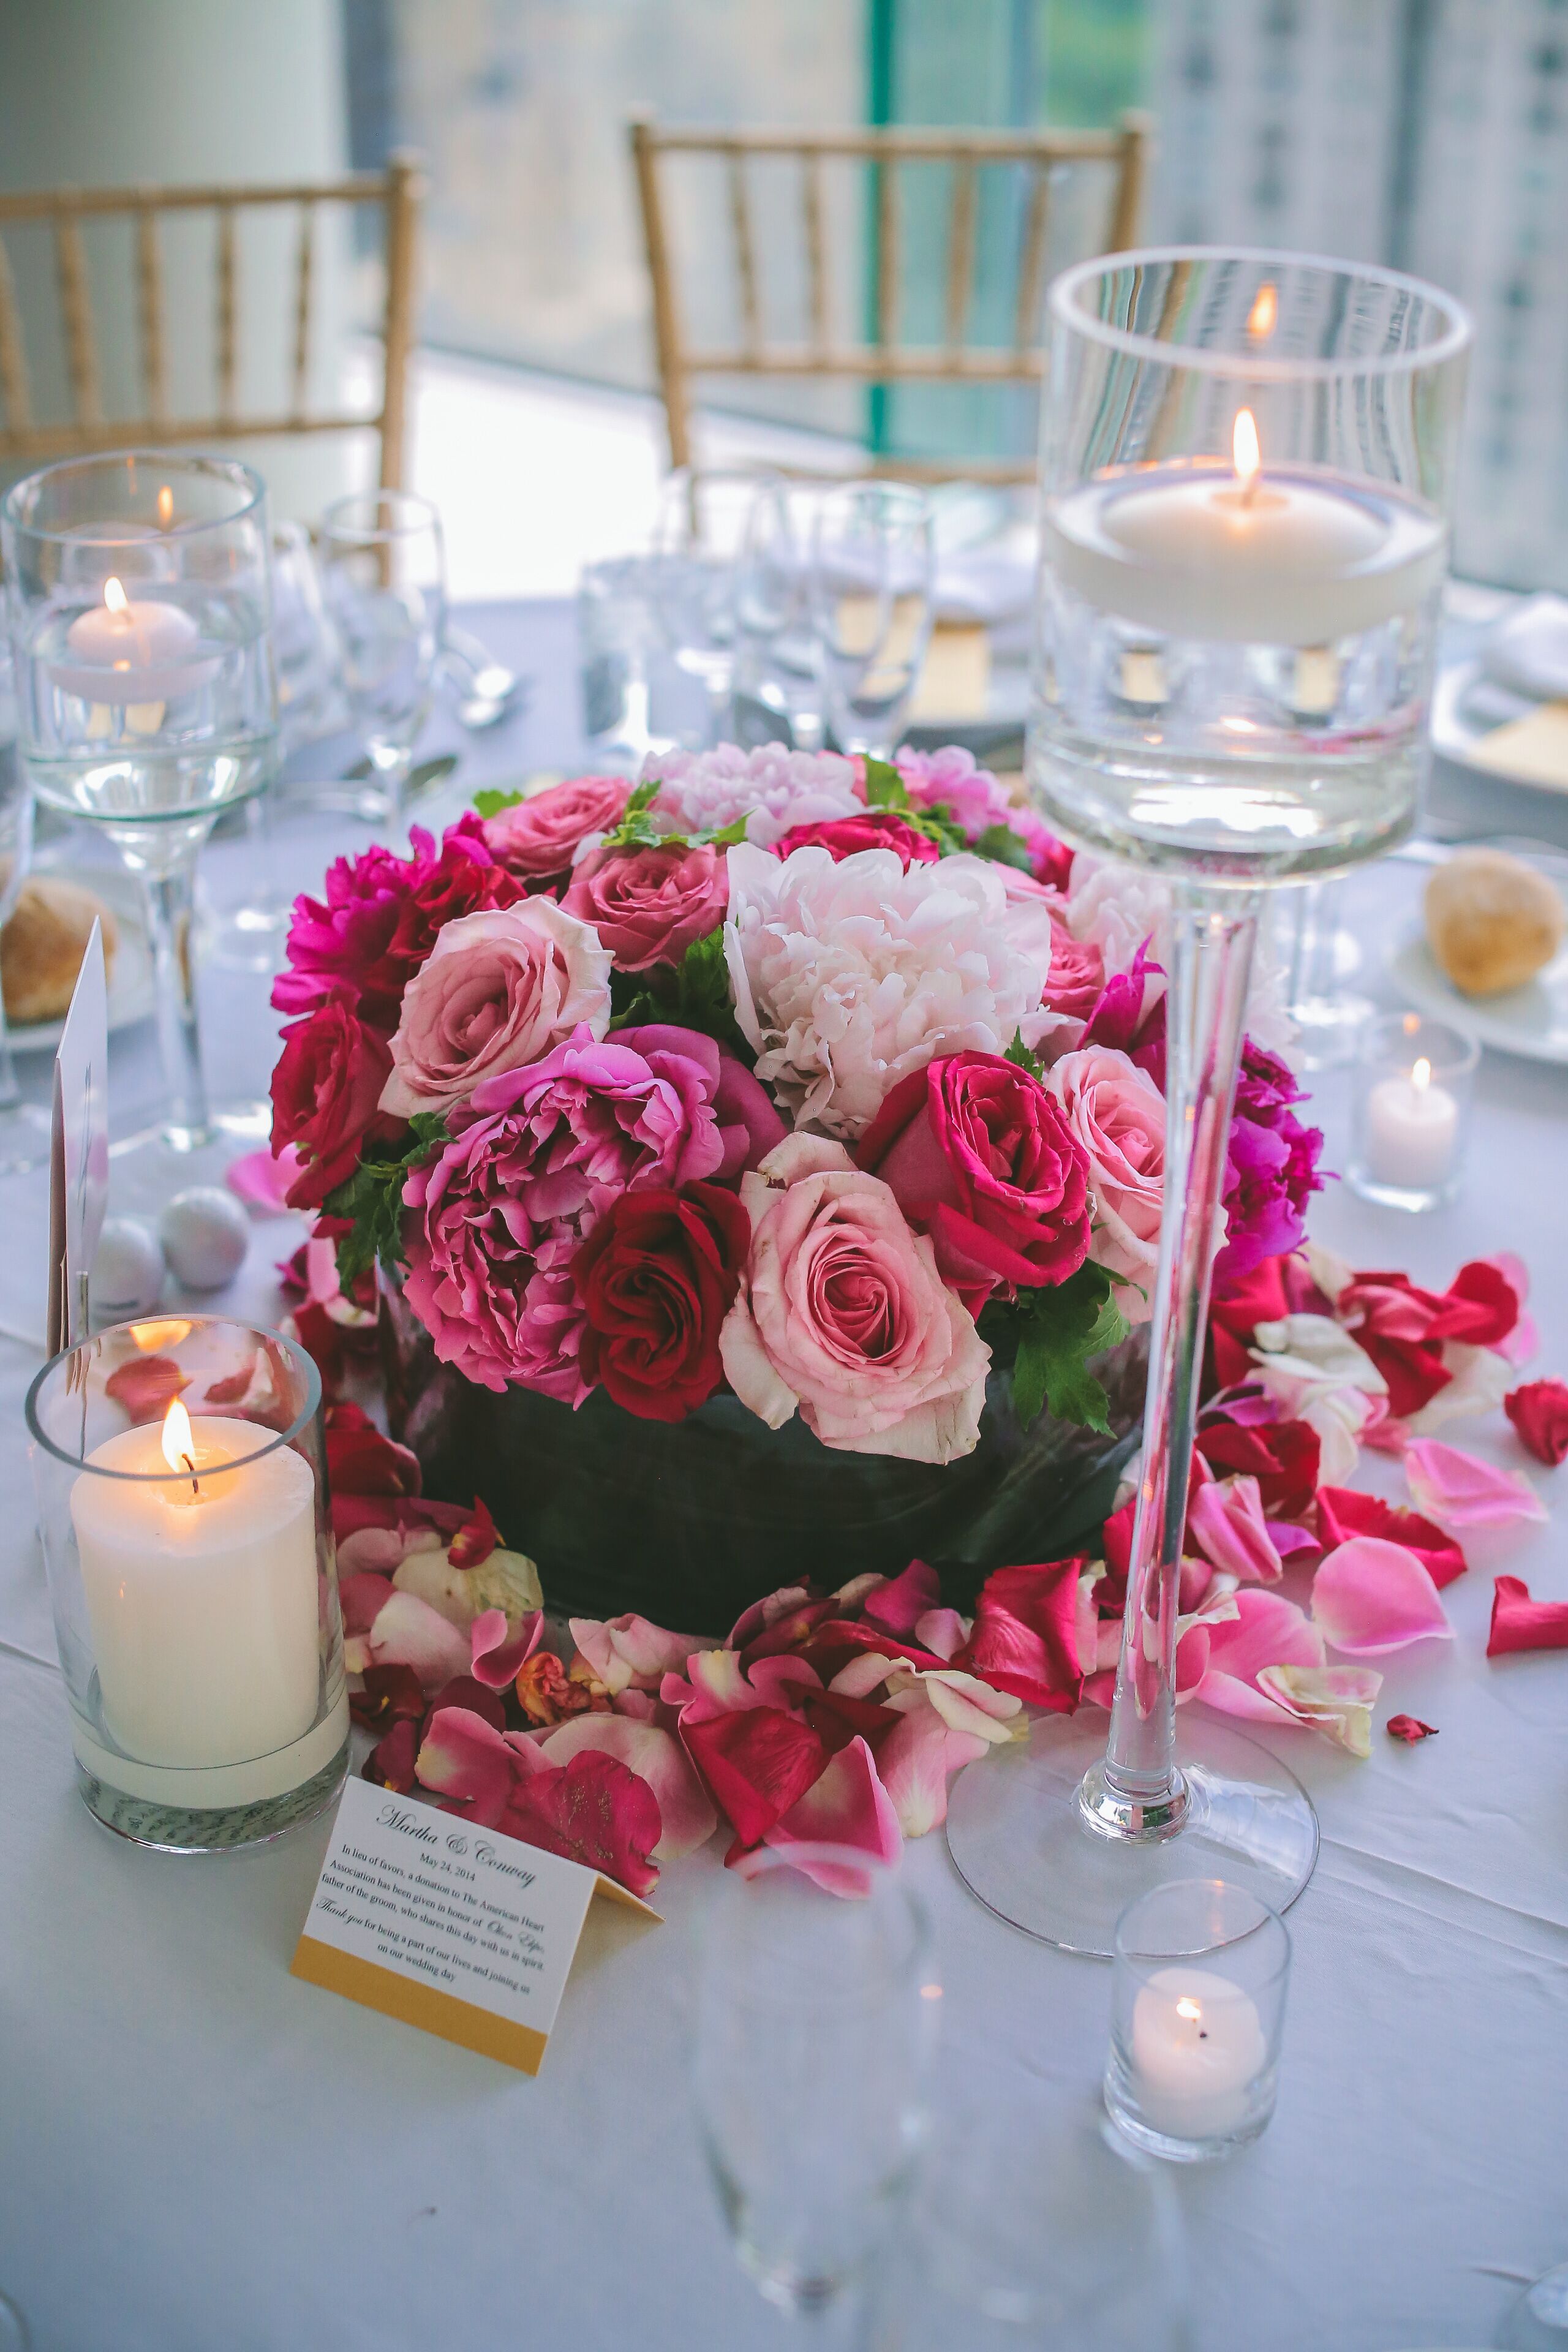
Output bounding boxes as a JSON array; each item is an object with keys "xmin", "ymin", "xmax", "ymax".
[{"xmin": 181, "ymin": 1450, "xmax": 200, "ymax": 1499}]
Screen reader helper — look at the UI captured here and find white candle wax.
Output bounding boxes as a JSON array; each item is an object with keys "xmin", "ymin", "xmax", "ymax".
[
  {"xmin": 1364, "ymin": 1061, "xmax": 1458, "ymax": 1190},
  {"xmin": 1044, "ymin": 464, "xmax": 1446, "ymax": 647},
  {"xmin": 51, "ymin": 578, "xmax": 217, "ymax": 704},
  {"xmin": 1128, "ymin": 1966, "xmax": 1270, "ymax": 2141},
  {"xmin": 70, "ymin": 1414, "xmax": 320, "ymax": 1769}
]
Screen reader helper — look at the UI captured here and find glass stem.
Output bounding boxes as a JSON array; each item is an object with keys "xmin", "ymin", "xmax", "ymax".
[
  {"xmin": 141, "ymin": 854, "xmax": 212, "ymax": 1151},
  {"xmin": 0, "ymin": 990, "xmax": 20, "ymax": 1112},
  {"xmin": 1091, "ymin": 886, "xmax": 1260, "ymax": 1833}
]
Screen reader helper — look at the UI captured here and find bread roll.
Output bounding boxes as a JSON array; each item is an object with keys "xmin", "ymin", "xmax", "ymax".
[
  {"xmin": 1, "ymin": 876, "xmax": 120, "ymax": 1025},
  {"xmin": 1424, "ymin": 848, "xmax": 1566, "ymax": 998}
]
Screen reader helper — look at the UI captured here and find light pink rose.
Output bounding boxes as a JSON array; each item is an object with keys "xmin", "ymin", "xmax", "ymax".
[
  {"xmin": 1044, "ymin": 1046, "xmax": 1165, "ymax": 1322},
  {"xmin": 719, "ymin": 1133, "xmax": 990, "ymax": 1464},
  {"xmin": 482, "ymin": 774, "xmax": 632, "ymax": 885},
  {"xmin": 562, "ymin": 840, "xmax": 728, "ymax": 971},
  {"xmin": 380, "ymin": 901, "xmax": 612, "ymax": 1117}
]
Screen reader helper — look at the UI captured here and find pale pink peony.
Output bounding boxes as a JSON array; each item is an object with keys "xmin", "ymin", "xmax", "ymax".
[
  {"xmin": 380, "ymin": 901, "xmax": 612, "ymax": 1117},
  {"xmin": 1045, "ymin": 1046, "xmax": 1166, "ymax": 1321},
  {"xmin": 719, "ymin": 1133, "xmax": 991, "ymax": 1463},
  {"xmin": 724, "ymin": 842, "xmax": 1055, "ymax": 1139},
  {"xmin": 640, "ymin": 743, "xmax": 862, "ymax": 848}
]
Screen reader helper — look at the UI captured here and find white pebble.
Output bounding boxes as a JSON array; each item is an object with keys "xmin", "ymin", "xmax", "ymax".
[
  {"xmin": 159, "ymin": 1187, "xmax": 251, "ymax": 1291},
  {"xmin": 92, "ymin": 1218, "xmax": 165, "ymax": 1318}
]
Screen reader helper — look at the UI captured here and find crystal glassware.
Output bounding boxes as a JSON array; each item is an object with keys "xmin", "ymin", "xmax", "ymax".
[
  {"xmin": 1105, "ymin": 1877, "xmax": 1290, "ymax": 2163},
  {"xmin": 734, "ymin": 476, "xmax": 833, "ymax": 751},
  {"xmin": 1, "ymin": 452, "xmax": 278, "ymax": 1152},
  {"xmin": 1502, "ymin": 2265, "xmax": 1568, "ymax": 2350},
  {"xmin": 318, "ymin": 489, "xmax": 445, "ymax": 828},
  {"xmin": 652, "ymin": 469, "xmax": 770, "ymax": 745},
  {"xmin": 0, "ymin": 761, "xmax": 52, "ymax": 1174},
  {"xmin": 692, "ymin": 1844, "xmax": 938, "ymax": 2318},
  {"xmin": 578, "ymin": 554, "xmax": 675, "ymax": 768},
  {"xmin": 1272, "ymin": 876, "xmax": 1373, "ymax": 1068},
  {"xmin": 946, "ymin": 247, "xmax": 1472, "ymax": 1956},
  {"xmin": 1349, "ymin": 1008, "xmax": 1477, "ymax": 1210},
  {"xmin": 26, "ymin": 1314, "xmax": 349, "ymax": 1852},
  {"xmin": 807, "ymin": 480, "xmax": 934, "ymax": 759}
]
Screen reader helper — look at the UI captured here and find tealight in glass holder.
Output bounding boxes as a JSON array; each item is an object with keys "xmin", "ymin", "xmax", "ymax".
[
  {"xmin": 1105, "ymin": 1877, "xmax": 1290, "ymax": 2163},
  {"xmin": 1348, "ymin": 1009, "xmax": 1478, "ymax": 1210},
  {"xmin": 26, "ymin": 1316, "xmax": 349, "ymax": 1853}
]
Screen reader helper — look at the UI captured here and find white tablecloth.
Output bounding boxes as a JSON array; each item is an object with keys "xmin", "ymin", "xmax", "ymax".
[{"xmin": 1, "ymin": 609, "xmax": 1566, "ymax": 2351}]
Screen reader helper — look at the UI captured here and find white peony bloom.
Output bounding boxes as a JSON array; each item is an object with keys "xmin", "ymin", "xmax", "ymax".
[
  {"xmin": 724, "ymin": 843, "xmax": 1057, "ymax": 1138},
  {"xmin": 1065, "ymin": 853, "xmax": 1294, "ymax": 1052},
  {"xmin": 639, "ymin": 743, "xmax": 862, "ymax": 848}
]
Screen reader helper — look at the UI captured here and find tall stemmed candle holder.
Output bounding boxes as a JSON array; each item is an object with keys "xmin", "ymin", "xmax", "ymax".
[
  {"xmin": 1, "ymin": 453, "xmax": 277, "ymax": 1152},
  {"xmin": 26, "ymin": 1317, "xmax": 348, "ymax": 1852},
  {"xmin": 946, "ymin": 248, "xmax": 1471, "ymax": 1956}
]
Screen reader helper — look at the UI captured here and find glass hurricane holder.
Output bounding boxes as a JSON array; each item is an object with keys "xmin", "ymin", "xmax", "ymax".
[
  {"xmin": 1, "ymin": 452, "xmax": 278, "ymax": 1152},
  {"xmin": 808, "ymin": 480, "xmax": 934, "ymax": 759},
  {"xmin": 1349, "ymin": 1008, "xmax": 1477, "ymax": 1212},
  {"xmin": 946, "ymin": 248, "xmax": 1471, "ymax": 1958},
  {"xmin": 0, "ymin": 778, "xmax": 53, "ymax": 1174},
  {"xmin": 1105, "ymin": 1878, "xmax": 1290, "ymax": 2163},
  {"xmin": 318, "ymin": 489, "xmax": 446, "ymax": 829},
  {"xmin": 26, "ymin": 1315, "xmax": 348, "ymax": 1852}
]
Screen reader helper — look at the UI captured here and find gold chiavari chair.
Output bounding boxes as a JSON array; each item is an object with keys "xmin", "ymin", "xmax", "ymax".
[{"xmin": 628, "ymin": 113, "xmax": 1150, "ymax": 486}]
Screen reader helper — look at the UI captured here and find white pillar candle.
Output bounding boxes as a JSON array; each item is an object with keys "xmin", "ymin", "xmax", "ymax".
[
  {"xmin": 51, "ymin": 574, "xmax": 217, "ymax": 704},
  {"xmin": 1044, "ymin": 410, "xmax": 1447, "ymax": 646},
  {"xmin": 69, "ymin": 1403, "xmax": 320, "ymax": 1770},
  {"xmin": 1363, "ymin": 1055, "xmax": 1459, "ymax": 1190},
  {"xmin": 1129, "ymin": 1966, "xmax": 1270, "ymax": 2140}
]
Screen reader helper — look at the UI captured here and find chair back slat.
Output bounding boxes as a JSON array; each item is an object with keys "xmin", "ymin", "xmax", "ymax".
[
  {"xmin": 944, "ymin": 159, "xmax": 978, "ymax": 353},
  {"xmin": 801, "ymin": 152, "xmax": 829, "ymax": 360},
  {"xmin": 215, "ymin": 202, "xmax": 238, "ymax": 429},
  {"xmin": 875, "ymin": 154, "xmax": 899, "ymax": 353},
  {"xmin": 290, "ymin": 200, "xmax": 315, "ymax": 424},
  {"xmin": 54, "ymin": 210, "xmax": 103, "ymax": 426},
  {"xmin": 134, "ymin": 206, "xmax": 167, "ymax": 423},
  {"xmin": 0, "ymin": 235, "xmax": 33, "ymax": 431},
  {"xmin": 726, "ymin": 153, "xmax": 762, "ymax": 360},
  {"xmin": 1108, "ymin": 112, "xmax": 1152, "ymax": 254},
  {"xmin": 1014, "ymin": 165, "xmax": 1054, "ymax": 355}
]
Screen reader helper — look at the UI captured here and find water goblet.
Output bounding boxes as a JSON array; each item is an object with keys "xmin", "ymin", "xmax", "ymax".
[
  {"xmin": 692, "ymin": 1843, "xmax": 938, "ymax": 2320},
  {"xmin": 653, "ymin": 468, "xmax": 772, "ymax": 745},
  {"xmin": 945, "ymin": 247, "xmax": 1472, "ymax": 1956},
  {"xmin": 318, "ymin": 489, "xmax": 445, "ymax": 829},
  {"xmin": 807, "ymin": 480, "xmax": 934, "ymax": 760},
  {"xmin": 735, "ymin": 477, "xmax": 834, "ymax": 751},
  {"xmin": 1, "ymin": 451, "xmax": 278, "ymax": 1154}
]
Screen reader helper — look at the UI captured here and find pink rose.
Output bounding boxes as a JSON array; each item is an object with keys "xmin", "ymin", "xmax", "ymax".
[
  {"xmin": 719, "ymin": 1133, "xmax": 991, "ymax": 1463},
  {"xmin": 1042, "ymin": 920, "xmax": 1104, "ymax": 1021},
  {"xmin": 562, "ymin": 840, "xmax": 728, "ymax": 971},
  {"xmin": 1044, "ymin": 1047, "xmax": 1165, "ymax": 1321},
  {"xmin": 856, "ymin": 1050, "xmax": 1091, "ymax": 1315},
  {"xmin": 482, "ymin": 775, "xmax": 632, "ymax": 886},
  {"xmin": 380, "ymin": 901, "xmax": 613, "ymax": 1118},
  {"xmin": 773, "ymin": 810, "xmax": 940, "ymax": 869}
]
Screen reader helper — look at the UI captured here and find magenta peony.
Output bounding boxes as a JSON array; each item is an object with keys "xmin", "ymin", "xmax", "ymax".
[
  {"xmin": 562, "ymin": 839, "xmax": 729, "ymax": 971},
  {"xmin": 270, "ymin": 995, "xmax": 398, "ymax": 1209},
  {"xmin": 1044, "ymin": 1046, "xmax": 1166, "ymax": 1322},
  {"xmin": 892, "ymin": 745, "xmax": 1069, "ymax": 881},
  {"xmin": 856, "ymin": 1050, "xmax": 1092, "ymax": 1315},
  {"xmin": 480, "ymin": 774, "xmax": 632, "ymax": 886},
  {"xmin": 380, "ymin": 900, "xmax": 613, "ymax": 1117},
  {"xmin": 1213, "ymin": 1041, "xmax": 1325, "ymax": 1291},
  {"xmin": 719, "ymin": 1133, "xmax": 991, "ymax": 1462}
]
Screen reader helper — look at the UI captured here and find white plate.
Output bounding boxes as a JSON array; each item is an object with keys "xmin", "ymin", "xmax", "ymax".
[
  {"xmin": 1431, "ymin": 656, "xmax": 1568, "ymax": 796},
  {"xmin": 7, "ymin": 865, "xmax": 156, "ymax": 1055},
  {"xmin": 1389, "ymin": 926, "xmax": 1568, "ymax": 1065}
]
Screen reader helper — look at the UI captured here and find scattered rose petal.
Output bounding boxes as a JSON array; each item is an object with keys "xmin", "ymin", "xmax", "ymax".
[
  {"xmin": 337, "ymin": 1569, "xmax": 394, "ymax": 1636},
  {"xmin": 1405, "ymin": 1439, "xmax": 1547, "ymax": 1529},
  {"xmin": 364, "ymin": 1717, "xmax": 420, "ymax": 1791},
  {"xmin": 1487, "ymin": 1576, "xmax": 1568, "ymax": 1657},
  {"xmin": 538, "ymin": 1714, "xmax": 717, "ymax": 1861},
  {"xmin": 913, "ymin": 1606, "xmax": 969, "ymax": 1661},
  {"xmin": 203, "ymin": 1355, "xmax": 259, "ymax": 1406},
  {"xmin": 417, "ymin": 1705, "xmax": 543, "ymax": 1826},
  {"xmin": 1187, "ymin": 1474, "xmax": 1283, "ymax": 1584},
  {"xmin": 954, "ymin": 1559, "xmax": 1086, "ymax": 1713},
  {"xmin": 447, "ymin": 1496, "xmax": 500, "ymax": 1569},
  {"xmin": 104, "ymin": 1354, "xmax": 190, "ymax": 1425},
  {"xmin": 764, "ymin": 1736, "xmax": 903, "ymax": 1892},
  {"xmin": 1192, "ymin": 1589, "xmax": 1325, "ymax": 1722},
  {"xmin": 349, "ymin": 1663, "xmax": 425, "ymax": 1731},
  {"xmin": 225, "ymin": 1145, "xmax": 303, "ymax": 1212},
  {"xmin": 1313, "ymin": 1538, "xmax": 1453, "ymax": 1656},
  {"xmin": 470, "ymin": 1605, "xmax": 544, "ymax": 1689},
  {"xmin": 1315, "ymin": 1487, "xmax": 1466, "ymax": 1590},
  {"xmin": 1404, "ymin": 1342, "xmax": 1513, "ymax": 1435},
  {"xmin": 570, "ymin": 1612, "xmax": 709, "ymax": 1696},
  {"xmin": 1386, "ymin": 1714, "xmax": 1438, "ymax": 1743},
  {"xmin": 503, "ymin": 1750, "xmax": 663, "ymax": 1898},
  {"xmin": 861, "ymin": 1559, "xmax": 943, "ymax": 1640},
  {"xmin": 1255, "ymin": 1663, "xmax": 1382, "ymax": 1757},
  {"xmin": 1505, "ymin": 1379, "xmax": 1568, "ymax": 1468},
  {"xmin": 366, "ymin": 1589, "xmax": 473, "ymax": 1692},
  {"xmin": 424, "ymin": 1674, "xmax": 507, "ymax": 1733},
  {"xmin": 682, "ymin": 1706, "xmax": 829, "ymax": 1855}
]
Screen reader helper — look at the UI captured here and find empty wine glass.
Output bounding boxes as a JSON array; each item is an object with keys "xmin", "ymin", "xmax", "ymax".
[
  {"xmin": 692, "ymin": 1844, "xmax": 938, "ymax": 2319},
  {"xmin": 653, "ymin": 469, "xmax": 771, "ymax": 745},
  {"xmin": 808, "ymin": 481, "xmax": 934, "ymax": 758},
  {"xmin": 736, "ymin": 477, "xmax": 832, "ymax": 750},
  {"xmin": 318, "ymin": 490, "xmax": 445, "ymax": 828}
]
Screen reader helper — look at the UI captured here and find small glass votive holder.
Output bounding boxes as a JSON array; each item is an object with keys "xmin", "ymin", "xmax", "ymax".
[
  {"xmin": 26, "ymin": 1316, "xmax": 349, "ymax": 1853},
  {"xmin": 1105, "ymin": 1877, "xmax": 1290, "ymax": 2163},
  {"xmin": 1348, "ymin": 1009, "xmax": 1479, "ymax": 1211}
]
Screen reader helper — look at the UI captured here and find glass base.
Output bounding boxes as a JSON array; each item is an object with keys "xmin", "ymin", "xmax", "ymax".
[
  {"xmin": 1103, "ymin": 2072, "xmax": 1275, "ymax": 2166},
  {"xmin": 75, "ymin": 1737, "xmax": 348, "ymax": 1854},
  {"xmin": 944, "ymin": 1708, "xmax": 1319, "ymax": 1959},
  {"xmin": 1344, "ymin": 1163, "xmax": 1453, "ymax": 1214},
  {"xmin": 110, "ymin": 1096, "xmax": 273, "ymax": 1161},
  {"xmin": 1500, "ymin": 2264, "xmax": 1568, "ymax": 2350}
]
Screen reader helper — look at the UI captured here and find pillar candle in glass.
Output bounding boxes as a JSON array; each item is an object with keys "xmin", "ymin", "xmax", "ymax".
[{"xmin": 1350, "ymin": 1010, "xmax": 1478, "ymax": 1210}]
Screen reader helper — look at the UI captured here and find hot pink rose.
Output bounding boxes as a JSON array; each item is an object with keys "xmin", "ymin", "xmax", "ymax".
[
  {"xmin": 380, "ymin": 900, "xmax": 613, "ymax": 1117},
  {"xmin": 856, "ymin": 1050, "xmax": 1091, "ymax": 1315},
  {"xmin": 719, "ymin": 1133, "xmax": 991, "ymax": 1463},
  {"xmin": 482, "ymin": 775, "xmax": 632, "ymax": 887},
  {"xmin": 562, "ymin": 840, "xmax": 728, "ymax": 971},
  {"xmin": 1044, "ymin": 1046, "xmax": 1165, "ymax": 1322},
  {"xmin": 773, "ymin": 810, "xmax": 940, "ymax": 869}
]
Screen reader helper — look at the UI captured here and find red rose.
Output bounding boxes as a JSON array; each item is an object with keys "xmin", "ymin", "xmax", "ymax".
[
  {"xmin": 856, "ymin": 1050, "xmax": 1091, "ymax": 1315},
  {"xmin": 270, "ymin": 996, "xmax": 398, "ymax": 1208},
  {"xmin": 773, "ymin": 810, "xmax": 941, "ymax": 868},
  {"xmin": 562, "ymin": 840, "xmax": 728, "ymax": 971},
  {"xmin": 573, "ymin": 1182, "xmax": 751, "ymax": 1422},
  {"xmin": 1505, "ymin": 1378, "xmax": 1568, "ymax": 1466}
]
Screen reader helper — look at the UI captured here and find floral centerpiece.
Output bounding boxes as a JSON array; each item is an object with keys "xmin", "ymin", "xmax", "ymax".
[{"xmin": 268, "ymin": 744, "xmax": 1323, "ymax": 1624}]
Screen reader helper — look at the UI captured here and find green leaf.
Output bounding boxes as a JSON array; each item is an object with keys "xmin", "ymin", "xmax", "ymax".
[
  {"xmin": 606, "ymin": 925, "xmax": 752, "ymax": 1061},
  {"xmin": 321, "ymin": 1113, "xmax": 450, "ymax": 1288},
  {"xmin": 1004, "ymin": 1028, "xmax": 1045, "ymax": 1082},
  {"xmin": 974, "ymin": 821, "xmax": 1034, "ymax": 872},
  {"xmin": 472, "ymin": 787, "xmax": 525, "ymax": 820},
  {"xmin": 861, "ymin": 756, "xmax": 911, "ymax": 812},
  {"xmin": 696, "ymin": 814, "xmax": 750, "ymax": 849},
  {"xmin": 1008, "ymin": 1261, "xmax": 1128, "ymax": 1436},
  {"xmin": 599, "ymin": 778, "xmax": 672, "ymax": 851}
]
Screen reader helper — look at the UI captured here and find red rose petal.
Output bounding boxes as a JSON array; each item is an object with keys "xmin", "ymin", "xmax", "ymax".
[
  {"xmin": 104, "ymin": 1355, "xmax": 190, "ymax": 1427},
  {"xmin": 955, "ymin": 1558, "xmax": 1086, "ymax": 1713},
  {"xmin": 1316, "ymin": 1487, "xmax": 1467, "ymax": 1589},
  {"xmin": 1504, "ymin": 1379, "xmax": 1568, "ymax": 1468},
  {"xmin": 447, "ymin": 1495, "xmax": 500, "ymax": 1569},
  {"xmin": 502, "ymin": 1750, "xmax": 662, "ymax": 1899},
  {"xmin": 1488, "ymin": 1575, "xmax": 1568, "ymax": 1657},
  {"xmin": 1385, "ymin": 1713, "xmax": 1438, "ymax": 1743}
]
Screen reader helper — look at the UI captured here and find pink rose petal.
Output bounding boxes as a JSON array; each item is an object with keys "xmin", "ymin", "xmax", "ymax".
[
  {"xmin": 366, "ymin": 1591, "xmax": 473, "ymax": 1692},
  {"xmin": 417, "ymin": 1705, "xmax": 537, "ymax": 1825},
  {"xmin": 1405, "ymin": 1439, "xmax": 1548, "ymax": 1529},
  {"xmin": 225, "ymin": 1145, "xmax": 303, "ymax": 1213},
  {"xmin": 763, "ymin": 1736, "xmax": 903, "ymax": 1893},
  {"xmin": 1193, "ymin": 1589, "xmax": 1325, "ymax": 1722},
  {"xmin": 470, "ymin": 1605, "xmax": 544, "ymax": 1689},
  {"xmin": 1312, "ymin": 1538, "xmax": 1452, "ymax": 1657},
  {"xmin": 861, "ymin": 1559, "xmax": 943, "ymax": 1640},
  {"xmin": 874, "ymin": 1707, "xmax": 989, "ymax": 1837},
  {"xmin": 1187, "ymin": 1474, "xmax": 1284, "ymax": 1584},
  {"xmin": 538, "ymin": 1714, "xmax": 717, "ymax": 1860},
  {"xmin": 1255, "ymin": 1664, "xmax": 1383, "ymax": 1756}
]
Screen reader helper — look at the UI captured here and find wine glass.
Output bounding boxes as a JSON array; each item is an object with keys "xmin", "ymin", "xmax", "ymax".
[
  {"xmin": 1502, "ymin": 2266, "xmax": 1568, "ymax": 2350},
  {"xmin": 1, "ymin": 451, "xmax": 278, "ymax": 1153},
  {"xmin": 652, "ymin": 468, "xmax": 770, "ymax": 744},
  {"xmin": 735, "ymin": 477, "xmax": 832, "ymax": 751},
  {"xmin": 807, "ymin": 481, "xmax": 934, "ymax": 758},
  {"xmin": 945, "ymin": 248, "xmax": 1472, "ymax": 1956},
  {"xmin": 318, "ymin": 489, "xmax": 445, "ymax": 829},
  {"xmin": 692, "ymin": 1844, "xmax": 938, "ymax": 2320}
]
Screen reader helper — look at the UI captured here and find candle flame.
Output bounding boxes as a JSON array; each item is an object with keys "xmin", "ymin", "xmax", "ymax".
[
  {"xmin": 161, "ymin": 1397, "xmax": 195, "ymax": 1474},
  {"xmin": 157, "ymin": 484, "xmax": 174, "ymax": 528},
  {"xmin": 1176, "ymin": 1997, "xmax": 1203, "ymax": 2023},
  {"xmin": 104, "ymin": 576, "xmax": 128, "ymax": 616},
  {"xmin": 1412, "ymin": 1057, "xmax": 1432, "ymax": 1091},
  {"xmin": 130, "ymin": 1317, "xmax": 192, "ymax": 1352},
  {"xmin": 1247, "ymin": 281, "xmax": 1278, "ymax": 341},
  {"xmin": 1233, "ymin": 408, "xmax": 1261, "ymax": 503}
]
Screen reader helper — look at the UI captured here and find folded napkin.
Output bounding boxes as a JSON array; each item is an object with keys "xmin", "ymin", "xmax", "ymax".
[
  {"xmin": 1487, "ymin": 1574, "xmax": 1568, "ymax": 1656},
  {"xmin": 1482, "ymin": 593, "xmax": 1568, "ymax": 701}
]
